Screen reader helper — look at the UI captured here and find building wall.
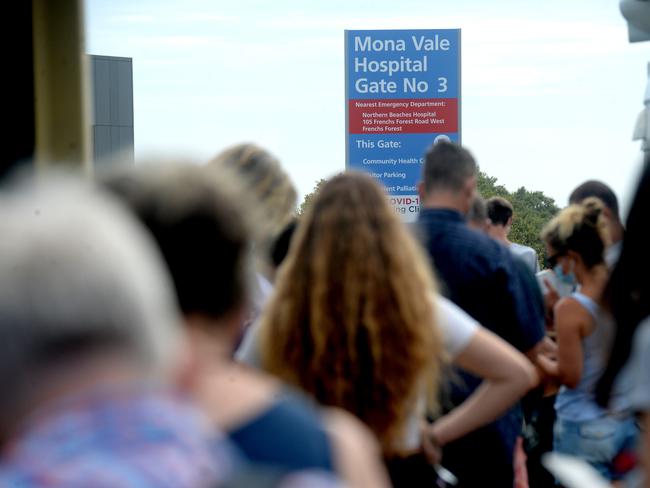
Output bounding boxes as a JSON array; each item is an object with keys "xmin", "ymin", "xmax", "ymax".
[{"xmin": 90, "ymin": 55, "xmax": 134, "ymax": 165}]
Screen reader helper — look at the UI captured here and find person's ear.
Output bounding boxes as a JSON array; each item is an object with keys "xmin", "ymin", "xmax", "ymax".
[
  {"xmin": 465, "ymin": 175, "xmax": 477, "ymax": 196},
  {"xmin": 566, "ymin": 250, "xmax": 582, "ymax": 270},
  {"xmin": 417, "ymin": 181, "xmax": 425, "ymax": 200},
  {"xmin": 601, "ymin": 206, "xmax": 615, "ymax": 224},
  {"xmin": 462, "ymin": 177, "xmax": 476, "ymax": 211}
]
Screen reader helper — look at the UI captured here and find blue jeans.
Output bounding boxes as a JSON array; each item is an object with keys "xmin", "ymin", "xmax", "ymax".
[{"xmin": 553, "ymin": 415, "xmax": 639, "ymax": 480}]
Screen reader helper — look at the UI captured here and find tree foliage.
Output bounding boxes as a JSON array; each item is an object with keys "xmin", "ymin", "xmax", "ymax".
[
  {"xmin": 477, "ymin": 170, "xmax": 559, "ymax": 268},
  {"xmin": 297, "ymin": 178, "xmax": 327, "ymax": 216}
]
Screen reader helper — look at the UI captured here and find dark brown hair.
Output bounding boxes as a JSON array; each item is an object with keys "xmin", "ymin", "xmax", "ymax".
[
  {"xmin": 487, "ymin": 196, "xmax": 514, "ymax": 226},
  {"xmin": 103, "ymin": 165, "xmax": 250, "ymax": 321},
  {"xmin": 569, "ymin": 180, "xmax": 619, "ymax": 220}
]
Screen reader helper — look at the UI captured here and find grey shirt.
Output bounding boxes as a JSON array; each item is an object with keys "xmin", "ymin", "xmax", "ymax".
[{"xmin": 509, "ymin": 242, "xmax": 539, "ymax": 274}]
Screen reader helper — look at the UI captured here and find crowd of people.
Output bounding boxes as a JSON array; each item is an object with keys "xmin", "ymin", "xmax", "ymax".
[{"xmin": 0, "ymin": 140, "xmax": 648, "ymax": 488}]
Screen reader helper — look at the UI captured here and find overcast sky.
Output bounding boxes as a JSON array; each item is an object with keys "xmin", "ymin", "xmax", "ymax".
[{"xmin": 86, "ymin": 0, "xmax": 649, "ymax": 214}]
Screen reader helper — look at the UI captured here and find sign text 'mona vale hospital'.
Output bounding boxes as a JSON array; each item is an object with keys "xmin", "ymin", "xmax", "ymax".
[{"xmin": 345, "ymin": 29, "xmax": 460, "ymax": 221}]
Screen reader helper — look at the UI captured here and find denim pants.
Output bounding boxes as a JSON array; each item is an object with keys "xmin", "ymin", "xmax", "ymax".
[{"xmin": 553, "ymin": 415, "xmax": 639, "ymax": 480}]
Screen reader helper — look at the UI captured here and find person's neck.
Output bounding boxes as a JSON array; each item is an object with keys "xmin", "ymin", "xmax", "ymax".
[
  {"xmin": 185, "ymin": 323, "xmax": 235, "ymax": 367},
  {"xmin": 610, "ymin": 221, "xmax": 624, "ymax": 245},
  {"xmin": 421, "ymin": 192, "xmax": 465, "ymax": 213},
  {"xmin": 491, "ymin": 226, "xmax": 510, "ymax": 245},
  {"xmin": 577, "ymin": 263, "xmax": 609, "ymax": 299}
]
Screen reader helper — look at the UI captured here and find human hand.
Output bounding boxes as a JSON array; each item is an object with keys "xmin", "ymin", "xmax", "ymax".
[
  {"xmin": 544, "ymin": 279, "xmax": 560, "ymax": 313},
  {"xmin": 543, "ymin": 279, "xmax": 560, "ymax": 331},
  {"xmin": 420, "ymin": 422, "xmax": 442, "ymax": 465},
  {"xmin": 536, "ymin": 352, "xmax": 559, "ymax": 378},
  {"xmin": 538, "ymin": 336, "xmax": 558, "ymax": 360}
]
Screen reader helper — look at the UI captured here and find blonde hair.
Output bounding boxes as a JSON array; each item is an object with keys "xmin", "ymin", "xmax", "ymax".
[
  {"xmin": 260, "ymin": 172, "xmax": 442, "ymax": 455},
  {"xmin": 207, "ymin": 143, "xmax": 297, "ymax": 247},
  {"xmin": 541, "ymin": 196, "xmax": 610, "ymax": 268}
]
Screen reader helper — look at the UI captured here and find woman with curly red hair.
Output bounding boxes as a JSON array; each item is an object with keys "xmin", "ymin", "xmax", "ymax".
[{"xmin": 255, "ymin": 172, "xmax": 537, "ymax": 485}]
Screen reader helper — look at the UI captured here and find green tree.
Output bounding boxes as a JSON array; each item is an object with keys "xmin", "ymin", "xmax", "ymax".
[
  {"xmin": 298, "ymin": 178, "xmax": 327, "ymax": 216},
  {"xmin": 477, "ymin": 170, "xmax": 559, "ymax": 268}
]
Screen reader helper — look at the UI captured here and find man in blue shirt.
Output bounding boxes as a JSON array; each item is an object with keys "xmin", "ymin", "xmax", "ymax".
[{"xmin": 416, "ymin": 142, "xmax": 545, "ymax": 487}]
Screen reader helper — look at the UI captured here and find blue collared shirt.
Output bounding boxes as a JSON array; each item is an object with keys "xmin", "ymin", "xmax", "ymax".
[
  {"xmin": 417, "ymin": 207, "xmax": 544, "ymax": 462},
  {"xmin": 417, "ymin": 207, "xmax": 544, "ymax": 353}
]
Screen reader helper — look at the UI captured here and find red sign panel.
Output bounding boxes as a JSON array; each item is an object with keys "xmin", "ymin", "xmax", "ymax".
[{"xmin": 348, "ymin": 98, "xmax": 458, "ymax": 134}]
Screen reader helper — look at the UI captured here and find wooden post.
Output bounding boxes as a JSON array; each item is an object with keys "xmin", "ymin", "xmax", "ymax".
[{"xmin": 32, "ymin": 0, "xmax": 91, "ymax": 173}]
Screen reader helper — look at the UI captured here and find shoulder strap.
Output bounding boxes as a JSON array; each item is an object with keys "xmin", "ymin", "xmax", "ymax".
[{"xmin": 570, "ymin": 292, "xmax": 599, "ymax": 320}]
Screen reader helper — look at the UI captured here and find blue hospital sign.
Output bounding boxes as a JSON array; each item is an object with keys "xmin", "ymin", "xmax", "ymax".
[{"xmin": 345, "ymin": 29, "xmax": 461, "ymax": 220}]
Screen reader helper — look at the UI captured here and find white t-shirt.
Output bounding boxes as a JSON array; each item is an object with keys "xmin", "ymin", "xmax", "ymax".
[
  {"xmin": 435, "ymin": 294, "xmax": 480, "ymax": 359},
  {"xmin": 236, "ymin": 294, "xmax": 478, "ymax": 369},
  {"xmin": 235, "ymin": 292, "xmax": 480, "ymax": 451},
  {"xmin": 402, "ymin": 295, "xmax": 479, "ymax": 449}
]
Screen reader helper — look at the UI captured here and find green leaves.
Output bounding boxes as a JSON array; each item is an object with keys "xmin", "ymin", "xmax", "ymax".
[
  {"xmin": 298, "ymin": 178, "xmax": 328, "ymax": 216},
  {"xmin": 478, "ymin": 171, "xmax": 559, "ymax": 269}
]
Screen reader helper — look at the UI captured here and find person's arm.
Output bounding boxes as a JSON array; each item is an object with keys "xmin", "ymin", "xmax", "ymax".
[
  {"xmin": 537, "ymin": 298, "xmax": 588, "ymax": 388},
  {"xmin": 542, "ymin": 278, "xmax": 560, "ymax": 331},
  {"xmin": 423, "ymin": 326, "xmax": 538, "ymax": 454},
  {"xmin": 322, "ymin": 408, "xmax": 391, "ymax": 488},
  {"xmin": 525, "ymin": 335, "xmax": 558, "ymax": 363}
]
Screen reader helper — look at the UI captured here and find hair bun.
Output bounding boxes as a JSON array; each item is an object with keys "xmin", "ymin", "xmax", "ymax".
[{"xmin": 582, "ymin": 197, "xmax": 605, "ymax": 226}]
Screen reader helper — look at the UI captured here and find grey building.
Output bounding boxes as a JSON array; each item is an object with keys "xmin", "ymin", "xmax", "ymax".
[{"xmin": 90, "ymin": 55, "xmax": 134, "ymax": 165}]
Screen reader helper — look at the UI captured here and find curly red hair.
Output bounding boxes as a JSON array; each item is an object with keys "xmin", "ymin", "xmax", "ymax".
[{"xmin": 260, "ymin": 172, "xmax": 442, "ymax": 455}]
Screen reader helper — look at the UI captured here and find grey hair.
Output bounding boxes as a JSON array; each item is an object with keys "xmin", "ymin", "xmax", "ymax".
[
  {"xmin": 467, "ymin": 193, "xmax": 488, "ymax": 224},
  {"xmin": 0, "ymin": 177, "xmax": 181, "ymax": 422}
]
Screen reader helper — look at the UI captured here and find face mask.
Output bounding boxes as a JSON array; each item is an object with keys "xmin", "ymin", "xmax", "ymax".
[{"xmin": 554, "ymin": 262, "xmax": 577, "ymax": 288}]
